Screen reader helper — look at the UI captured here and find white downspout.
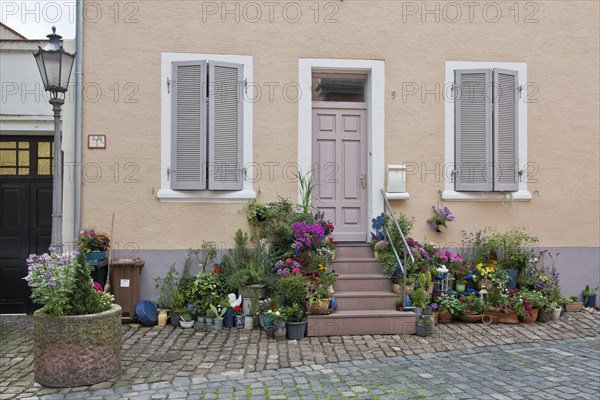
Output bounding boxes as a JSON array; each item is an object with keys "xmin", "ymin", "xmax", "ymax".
[{"xmin": 74, "ymin": 0, "xmax": 83, "ymax": 236}]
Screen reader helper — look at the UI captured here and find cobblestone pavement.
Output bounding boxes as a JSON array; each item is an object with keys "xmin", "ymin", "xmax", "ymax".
[{"xmin": 1, "ymin": 313, "xmax": 598, "ymax": 399}]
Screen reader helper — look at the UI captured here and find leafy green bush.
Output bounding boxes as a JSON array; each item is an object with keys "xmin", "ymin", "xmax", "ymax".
[
  {"xmin": 24, "ymin": 251, "xmax": 113, "ymax": 316},
  {"xmin": 411, "ymin": 288, "xmax": 427, "ymax": 308},
  {"xmin": 277, "ymin": 274, "xmax": 307, "ymax": 307},
  {"xmin": 154, "ymin": 263, "xmax": 180, "ymax": 309}
]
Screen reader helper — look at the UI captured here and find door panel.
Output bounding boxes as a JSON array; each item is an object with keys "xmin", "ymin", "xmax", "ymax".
[
  {"xmin": 0, "ymin": 182, "xmax": 30, "ymax": 313},
  {"xmin": 0, "ymin": 136, "xmax": 53, "ymax": 313},
  {"xmin": 312, "ymin": 102, "xmax": 367, "ymax": 242},
  {"xmin": 31, "ymin": 183, "xmax": 52, "ymax": 255}
]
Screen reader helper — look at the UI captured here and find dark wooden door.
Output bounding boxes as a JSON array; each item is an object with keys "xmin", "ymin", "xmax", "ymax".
[{"xmin": 0, "ymin": 137, "xmax": 53, "ymax": 313}]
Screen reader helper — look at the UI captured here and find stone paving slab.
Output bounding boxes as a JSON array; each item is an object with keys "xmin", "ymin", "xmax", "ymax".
[{"xmin": 0, "ymin": 312, "xmax": 598, "ymax": 399}]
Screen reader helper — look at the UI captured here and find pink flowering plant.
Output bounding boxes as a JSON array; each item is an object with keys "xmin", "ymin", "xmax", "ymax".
[
  {"xmin": 24, "ymin": 249, "xmax": 113, "ymax": 316},
  {"xmin": 274, "ymin": 258, "xmax": 302, "ymax": 276},
  {"xmin": 76, "ymin": 229, "xmax": 110, "ymax": 253}
]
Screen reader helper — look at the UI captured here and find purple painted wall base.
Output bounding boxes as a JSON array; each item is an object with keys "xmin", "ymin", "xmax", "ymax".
[{"xmin": 126, "ymin": 247, "xmax": 599, "ymax": 307}]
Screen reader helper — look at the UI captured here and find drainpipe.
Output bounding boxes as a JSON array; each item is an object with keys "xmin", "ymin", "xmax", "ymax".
[{"xmin": 74, "ymin": 0, "xmax": 83, "ymax": 237}]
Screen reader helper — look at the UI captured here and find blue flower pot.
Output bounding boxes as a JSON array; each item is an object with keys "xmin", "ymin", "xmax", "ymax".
[
  {"xmin": 330, "ymin": 296, "xmax": 337, "ymax": 312},
  {"xmin": 85, "ymin": 250, "xmax": 106, "ymax": 261},
  {"xmin": 585, "ymin": 295, "xmax": 596, "ymax": 308},
  {"xmin": 224, "ymin": 309, "xmax": 234, "ymax": 328}
]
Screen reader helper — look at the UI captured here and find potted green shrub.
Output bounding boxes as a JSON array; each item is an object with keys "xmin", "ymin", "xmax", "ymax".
[
  {"xmin": 179, "ymin": 312, "xmax": 194, "ymax": 329},
  {"xmin": 436, "ymin": 294, "xmax": 460, "ymax": 323},
  {"xmin": 204, "ymin": 308, "xmax": 215, "ymax": 326},
  {"xmin": 25, "ymin": 250, "xmax": 121, "ymax": 387},
  {"xmin": 284, "ymin": 303, "xmax": 307, "ymax": 340},
  {"xmin": 415, "ymin": 316, "xmax": 433, "ymax": 337},
  {"xmin": 210, "ymin": 304, "xmax": 227, "ymax": 330},
  {"xmin": 411, "ymin": 288, "xmax": 427, "ymax": 319},
  {"xmin": 395, "ymin": 298, "xmax": 404, "ymax": 311},
  {"xmin": 170, "ymin": 288, "xmax": 187, "ymax": 327},
  {"xmin": 581, "ymin": 285, "xmax": 598, "ymax": 308},
  {"xmin": 564, "ymin": 296, "xmax": 583, "ymax": 312},
  {"xmin": 520, "ymin": 290, "xmax": 546, "ymax": 323}
]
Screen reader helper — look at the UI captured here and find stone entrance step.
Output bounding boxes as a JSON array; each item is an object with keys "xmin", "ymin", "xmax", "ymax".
[
  {"xmin": 332, "ymin": 291, "xmax": 399, "ymax": 311},
  {"xmin": 335, "ymin": 274, "xmax": 392, "ymax": 292},
  {"xmin": 307, "ymin": 310, "xmax": 416, "ymax": 336}
]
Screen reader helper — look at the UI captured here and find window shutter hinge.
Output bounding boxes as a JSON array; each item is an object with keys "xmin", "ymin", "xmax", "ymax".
[
  {"xmin": 244, "ymin": 78, "xmax": 248, "ymax": 95},
  {"xmin": 518, "ymin": 84, "xmax": 523, "ymax": 98},
  {"xmin": 167, "ymin": 77, "xmax": 171, "ymax": 94},
  {"xmin": 167, "ymin": 167, "xmax": 172, "ymax": 181}
]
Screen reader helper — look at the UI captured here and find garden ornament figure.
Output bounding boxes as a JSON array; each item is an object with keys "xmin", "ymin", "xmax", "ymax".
[{"xmin": 228, "ymin": 293, "xmax": 242, "ymax": 308}]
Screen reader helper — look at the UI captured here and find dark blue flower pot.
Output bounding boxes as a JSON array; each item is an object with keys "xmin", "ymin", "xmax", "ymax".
[
  {"xmin": 224, "ymin": 309, "xmax": 234, "ymax": 328},
  {"xmin": 85, "ymin": 250, "xmax": 106, "ymax": 261},
  {"xmin": 585, "ymin": 295, "xmax": 596, "ymax": 308},
  {"xmin": 404, "ymin": 294, "xmax": 412, "ymax": 307},
  {"xmin": 330, "ymin": 296, "xmax": 337, "ymax": 312}
]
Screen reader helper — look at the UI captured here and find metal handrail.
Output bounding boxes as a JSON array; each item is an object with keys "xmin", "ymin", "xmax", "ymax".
[
  {"xmin": 381, "ymin": 190, "xmax": 414, "ymax": 264},
  {"xmin": 381, "ymin": 190, "xmax": 414, "ymax": 305}
]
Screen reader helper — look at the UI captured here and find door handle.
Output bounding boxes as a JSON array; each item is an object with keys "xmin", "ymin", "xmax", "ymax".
[{"xmin": 360, "ymin": 174, "xmax": 366, "ymax": 189}]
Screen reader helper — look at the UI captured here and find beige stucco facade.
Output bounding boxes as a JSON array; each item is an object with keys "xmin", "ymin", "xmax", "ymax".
[{"xmin": 81, "ymin": 1, "xmax": 599, "ymax": 258}]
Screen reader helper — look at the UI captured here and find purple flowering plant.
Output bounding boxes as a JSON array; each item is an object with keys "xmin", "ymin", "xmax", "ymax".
[
  {"xmin": 427, "ymin": 205, "xmax": 455, "ymax": 232},
  {"xmin": 274, "ymin": 258, "xmax": 302, "ymax": 276},
  {"xmin": 24, "ymin": 248, "xmax": 113, "ymax": 316},
  {"xmin": 292, "ymin": 221, "xmax": 325, "ymax": 251}
]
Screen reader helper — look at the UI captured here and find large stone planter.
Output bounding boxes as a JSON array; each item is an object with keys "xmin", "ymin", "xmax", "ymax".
[{"xmin": 34, "ymin": 304, "xmax": 122, "ymax": 387}]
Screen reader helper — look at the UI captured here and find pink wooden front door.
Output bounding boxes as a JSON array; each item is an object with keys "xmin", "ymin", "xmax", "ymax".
[{"xmin": 312, "ymin": 102, "xmax": 367, "ymax": 242}]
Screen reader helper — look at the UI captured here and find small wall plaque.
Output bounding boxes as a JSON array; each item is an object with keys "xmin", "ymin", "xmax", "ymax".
[{"xmin": 88, "ymin": 134, "xmax": 106, "ymax": 149}]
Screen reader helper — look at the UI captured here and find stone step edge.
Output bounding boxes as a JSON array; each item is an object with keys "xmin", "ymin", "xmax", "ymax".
[
  {"xmin": 333, "ymin": 291, "xmax": 400, "ymax": 298},
  {"xmin": 336, "ymin": 274, "xmax": 389, "ymax": 280},
  {"xmin": 333, "ymin": 258, "xmax": 380, "ymax": 263},
  {"xmin": 308, "ymin": 311, "xmax": 415, "ymax": 318}
]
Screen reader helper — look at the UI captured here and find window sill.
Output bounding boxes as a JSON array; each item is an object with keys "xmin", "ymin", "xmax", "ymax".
[
  {"xmin": 442, "ymin": 190, "xmax": 532, "ymax": 202},
  {"xmin": 385, "ymin": 192, "xmax": 410, "ymax": 200},
  {"xmin": 157, "ymin": 189, "xmax": 256, "ymax": 203}
]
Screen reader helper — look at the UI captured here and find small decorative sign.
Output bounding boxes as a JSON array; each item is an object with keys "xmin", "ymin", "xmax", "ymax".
[
  {"xmin": 88, "ymin": 134, "xmax": 106, "ymax": 149},
  {"xmin": 120, "ymin": 279, "xmax": 130, "ymax": 288}
]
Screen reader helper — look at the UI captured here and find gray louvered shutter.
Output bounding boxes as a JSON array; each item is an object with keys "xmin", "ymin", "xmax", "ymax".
[
  {"xmin": 455, "ymin": 69, "xmax": 493, "ymax": 191},
  {"xmin": 171, "ymin": 61, "xmax": 207, "ymax": 190},
  {"xmin": 493, "ymin": 69, "xmax": 519, "ymax": 191},
  {"xmin": 208, "ymin": 61, "xmax": 244, "ymax": 190}
]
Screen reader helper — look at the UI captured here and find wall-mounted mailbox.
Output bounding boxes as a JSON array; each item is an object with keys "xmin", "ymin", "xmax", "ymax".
[{"xmin": 387, "ymin": 165, "xmax": 407, "ymax": 193}]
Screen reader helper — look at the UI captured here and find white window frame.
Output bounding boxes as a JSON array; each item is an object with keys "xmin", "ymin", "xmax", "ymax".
[
  {"xmin": 298, "ymin": 58, "xmax": 386, "ymax": 223},
  {"xmin": 157, "ymin": 52, "xmax": 255, "ymax": 203},
  {"xmin": 443, "ymin": 61, "xmax": 532, "ymax": 201}
]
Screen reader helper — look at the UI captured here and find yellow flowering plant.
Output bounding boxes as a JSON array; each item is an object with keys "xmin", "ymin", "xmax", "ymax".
[{"xmin": 474, "ymin": 262, "xmax": 496, "ymax": 281}]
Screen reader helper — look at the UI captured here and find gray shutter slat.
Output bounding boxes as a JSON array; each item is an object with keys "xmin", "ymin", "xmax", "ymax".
[
  {"xmin": 493, "ymin": 69, "xmax": 519, "ymax": 191},
  {"xmin": 455, "ymin": 69, "xmax": 493, "ymax": 191},
  {"xmin": 171, "ymin": 61, "xmax": 207, "ymax": 190},
  {"xmin": 208, "ymin": 61, "xmax": 243, "ymax": 190}
]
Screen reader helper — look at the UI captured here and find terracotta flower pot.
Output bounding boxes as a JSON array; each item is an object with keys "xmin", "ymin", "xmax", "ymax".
[
  {"xmin": 458, "ymin": 314, "xmax": 482, "ymax": 323},
  {"xmin": 497, "ymin": 311, "xmax": 519, "ymax": 324},
  {"xmin": 521, "ymin": 308, "xmax": 539, "ymax": 323},
  {"xmin": 437, "ymin": 310, "xmax": 453, "ymax": 324},
  {"xmin": 564, "ymin": 302, "xmax": 583, "ymax": 312}
]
